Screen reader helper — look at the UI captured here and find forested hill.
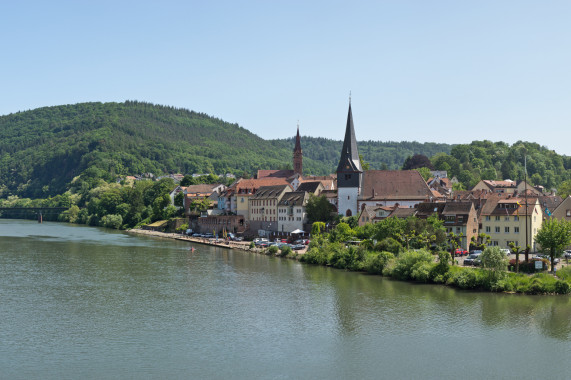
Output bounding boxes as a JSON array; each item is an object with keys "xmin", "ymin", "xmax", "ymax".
[
  {"xmin": 0, "ymin": 101, "xmax": 295, "ymax": 197},
  {"xmin": 0, "ymin": 101, "xmax": 454, "ymax": 198}
]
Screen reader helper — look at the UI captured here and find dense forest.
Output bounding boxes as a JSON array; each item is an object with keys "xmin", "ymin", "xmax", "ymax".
[
  {"xmin": 0, "ymin": 101, "xmax": 453, "ymax": 198},
  {"xmin": 429, "ymin": 141, "xmax": 571, "ymax": 191}
]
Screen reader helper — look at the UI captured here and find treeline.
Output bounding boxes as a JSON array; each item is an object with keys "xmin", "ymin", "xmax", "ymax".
[
  {"xmin": 270, "ymin": 137, "xmax": 453, "ymax": 171},
  {"xmin": 0, "ymin": 174, "xmax": 181, "ymax": 229},
  {"xmin": 429, "ymin": 140, "xmax": 571, "ymax": 191}
]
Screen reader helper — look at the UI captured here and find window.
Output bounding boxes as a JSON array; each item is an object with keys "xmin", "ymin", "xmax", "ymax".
[
  {"xmin": 345, "ymin": 174, "xmax": 351, "ymax": 180},
  {"xmin": 505, "ymin": 216, "xmax": 510, "ymax": 221},
  {"xmin": 566, "ymin": 209, "xmax": 571, "ymax": 217},
  {"xmin": 241, "ymin": 198, "xmax": 244, "ymax": 203},
  {"xmin": 514, "ymin": 227, "xmax": 519, "ymax": 233},
  {"xmin": 505, "ymin": 226, "xmax": 510, "ymax": 233},
  {"xmin": 492, "ymin": 241, "xmax": 499, "ymax": 246},
  {"xmin": 347, "ymin": 196, "xmax": 350, "ymax": 200},
  {"xmin": 495, "ymin": 216, "xmax": 500, "ymax": 221},
  {"xmin": 485, "ymin": 226, "xmax": 491, "ymax": 233},
  {"xmin": 514, "ymin": 216, "xmax": 519, "ymax": 221},
  {"xmin": 495, "ymin": 226, "xmax": 500, "ymax": 233},
  {"xmin": 485, "ymin": 216, "xmax": 491, "ymax": 221}
]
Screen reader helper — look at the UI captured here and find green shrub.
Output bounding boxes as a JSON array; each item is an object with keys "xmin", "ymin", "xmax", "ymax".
[
  {"xmin": 249, "ymin": 241, "xmax": 255, "ymax": 249},
  {"xmin": 450, "ymin": 268, "xmax": 482, "ymax": 289},
  {"xmin": 101, "ymin": 214, "xmax": 123, "ymax": 229},
  {"xmin": 556, "ymin": 266, "xmax": 571, "ymax": 281},
  {"xmin": 430, "ymin": 251, "xmax": 451, "ymax": 281},
  {"xmin": 375, "ymin": 238, "xmax": 402, "ymax": 256},
  {"xmin": 279, "ymin": 245, "xmax": 292, "ymax": 257},
  {"xmin": 363, "ymin": 251, "xmax": 395, "ymax": 274},
  {"xmin": 554, "ymin": 280, "xmax": 570, "ymax": 294},
  {"xmin": 390, "ymin": 249, "xmax": 434, "ymax": 281},
  {"xmin": 300, "ymin": 247, "xmax": 330, "ymax": 266},
  {"xmin": 524, "ymin": 274, "xmax": 558, "ymax": 294},
  {"xmin": 411, "ymin": 261, "xmax": 434, "ymax": 283},
  {"xmin": 329, "ymin": 245, "xmax": 362, "ymax": 270},
  {"xmin": 268, "ymin": 245, "xmax": 279, "ymax": 255},
  {"xmin": 382, "ymin": 258, "xmax": 397, "ymax": 277}
]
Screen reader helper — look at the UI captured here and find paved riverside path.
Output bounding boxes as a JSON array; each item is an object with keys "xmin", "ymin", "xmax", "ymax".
[{"xmin": 126, "ymin": 229, "xmax": 308, "ymax": 254}]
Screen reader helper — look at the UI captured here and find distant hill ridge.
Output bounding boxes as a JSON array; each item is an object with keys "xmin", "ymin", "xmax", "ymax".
[{"xmin": 0, "ymin": 101, "xmax": 450, "ymax": 198}]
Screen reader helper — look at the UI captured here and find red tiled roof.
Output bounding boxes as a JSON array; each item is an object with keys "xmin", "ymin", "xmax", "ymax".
[
  {"xmin": 361, "ymin": 170, "xmax": 433, "ymax": 200},
  {"xmin": 184, "ymin": 184, "xmax": 221, "ymax": 193},
  {"xmin": 256, "ymin": 169, "xmax": 294, "ymax": 179},
  {"xmin": 232, "ymin": 177, "xmax": 289, "ymax": 194},
  {"xmin": 389, "ymin": 207, "xmax": 417, "ymax": 218}
]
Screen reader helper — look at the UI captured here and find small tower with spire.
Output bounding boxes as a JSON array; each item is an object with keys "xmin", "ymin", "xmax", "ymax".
[
  {"xmin": 336, "ymin": 98, "xmax": 363, "ymax": 217},
  {"xmin": 293, "ymin": 123, "xmax": 303, "ymax": 176}
]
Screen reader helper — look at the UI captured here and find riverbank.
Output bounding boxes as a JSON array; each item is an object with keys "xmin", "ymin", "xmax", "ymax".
[
  {"xmin": 126, "ymin": 228, "xmax": 308, "ymax": 255},
  {"xmin": 127, "ymin": 229, "xmax": 570, "ymax": 295}
]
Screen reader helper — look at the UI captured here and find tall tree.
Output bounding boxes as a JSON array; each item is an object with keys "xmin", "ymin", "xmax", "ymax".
[
  {"xmin": 402, "ymin": 154, "xmax": 434, "ymax": 170},
  {"xmin": 534, "ymin": 218, "xmax": 571, "ymax": 272},
  {"xmin": 306, "ymin": 194, "xmax": 334, "ymax": 224}
]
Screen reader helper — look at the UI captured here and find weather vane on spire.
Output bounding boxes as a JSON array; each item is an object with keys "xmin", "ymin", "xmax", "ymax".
[{"xmin": 349, "ymin": 91, "xmax": 351, "ymax": 104}]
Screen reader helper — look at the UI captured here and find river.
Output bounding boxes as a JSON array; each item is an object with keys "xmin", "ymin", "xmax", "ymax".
[{"xmin": 0, "ymin": 220, "xmax": 569, "ymax": 379}]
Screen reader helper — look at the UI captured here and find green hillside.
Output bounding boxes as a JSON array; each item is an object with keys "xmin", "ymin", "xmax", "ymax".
[
  {"xmin": 0, "ymin": 101, "xmax": 310, "ymax": 198},
  {"xmin": 0, "ymin": 101, "xmax": 455, "ymax": 198}
]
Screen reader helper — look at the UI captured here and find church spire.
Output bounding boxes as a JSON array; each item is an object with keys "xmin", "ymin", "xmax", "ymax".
[
  {"xmin": 336, "ymin": 102, "xmax": 362, "ymax": 174},
  {"xmin": 293, "ymin": 122, "xmax": 303, "ymax": 176},
  {"xmin": 294, "ymin": 123, "xmax": 302, "ymax": 152}
]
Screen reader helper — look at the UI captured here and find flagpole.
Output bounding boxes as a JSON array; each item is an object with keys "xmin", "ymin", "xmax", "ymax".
[{"xmin": 524, "ymin": 155, "xmax": 529, "ymax": 260}]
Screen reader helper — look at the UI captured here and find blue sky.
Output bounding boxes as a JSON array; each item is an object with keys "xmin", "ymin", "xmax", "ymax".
[{"xmin": 2, "ymin": 1, "xmax": 570, "ymax": 155}]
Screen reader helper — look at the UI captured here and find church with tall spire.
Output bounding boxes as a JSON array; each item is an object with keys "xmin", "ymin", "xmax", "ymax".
[
  {"xmin": 336, "ymin": 100, "xmax": 363, "ymax": 216},
  {"xmin": 293, "ymin": 124, "xmax": 303, "ymax": 176}
]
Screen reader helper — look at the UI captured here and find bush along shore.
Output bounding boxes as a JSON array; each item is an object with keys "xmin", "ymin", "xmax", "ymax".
[
  {"xmin": 300, "ymin": 238, "xmax": 571, "ymax": 295},
  {"xmin": 295, "ymin": 219, "xmax": 571, "ymax": 295}
]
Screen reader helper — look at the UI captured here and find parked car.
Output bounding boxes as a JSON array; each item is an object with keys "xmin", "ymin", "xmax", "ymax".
[
  {"xmin": 254, "ymin": 238, "xmax": 269, "ymax": 247},
  {"xmin": 500, "ymin": 248, "xmax": 511, "ymax": 256},
  {"xmin": 564, "ymin": 250, "xmax": 571, "ymax": 259},
  {"xmin": 534, "ymin": 254, "xmax": 560, "ymax": 264},
  {"xmin": 464, "ymin": 253, "xmax": 482, "ymax": 266},
  {"xmin": 291, "ymin": 244, "xmax": 305, "ymax": 251},
  {"xmin": 454, "ymin": 249, "xmax": 468, "ymax": 257}
]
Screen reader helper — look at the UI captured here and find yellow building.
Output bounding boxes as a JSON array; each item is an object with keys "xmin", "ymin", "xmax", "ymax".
[{"xmin": 480, "ymin": 197, "xmax": 542, "ymax": 252}]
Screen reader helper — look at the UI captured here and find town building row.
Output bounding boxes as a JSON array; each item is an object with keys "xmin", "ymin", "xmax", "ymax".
[{"xmin": 171, "ymin": 102, "xmax": 570, "ymax": 250}]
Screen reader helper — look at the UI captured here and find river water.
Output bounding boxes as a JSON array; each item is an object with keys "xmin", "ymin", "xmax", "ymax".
[{"xmin": 0, "ymin": 220, "xmax": 569, "ymax": 379}]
